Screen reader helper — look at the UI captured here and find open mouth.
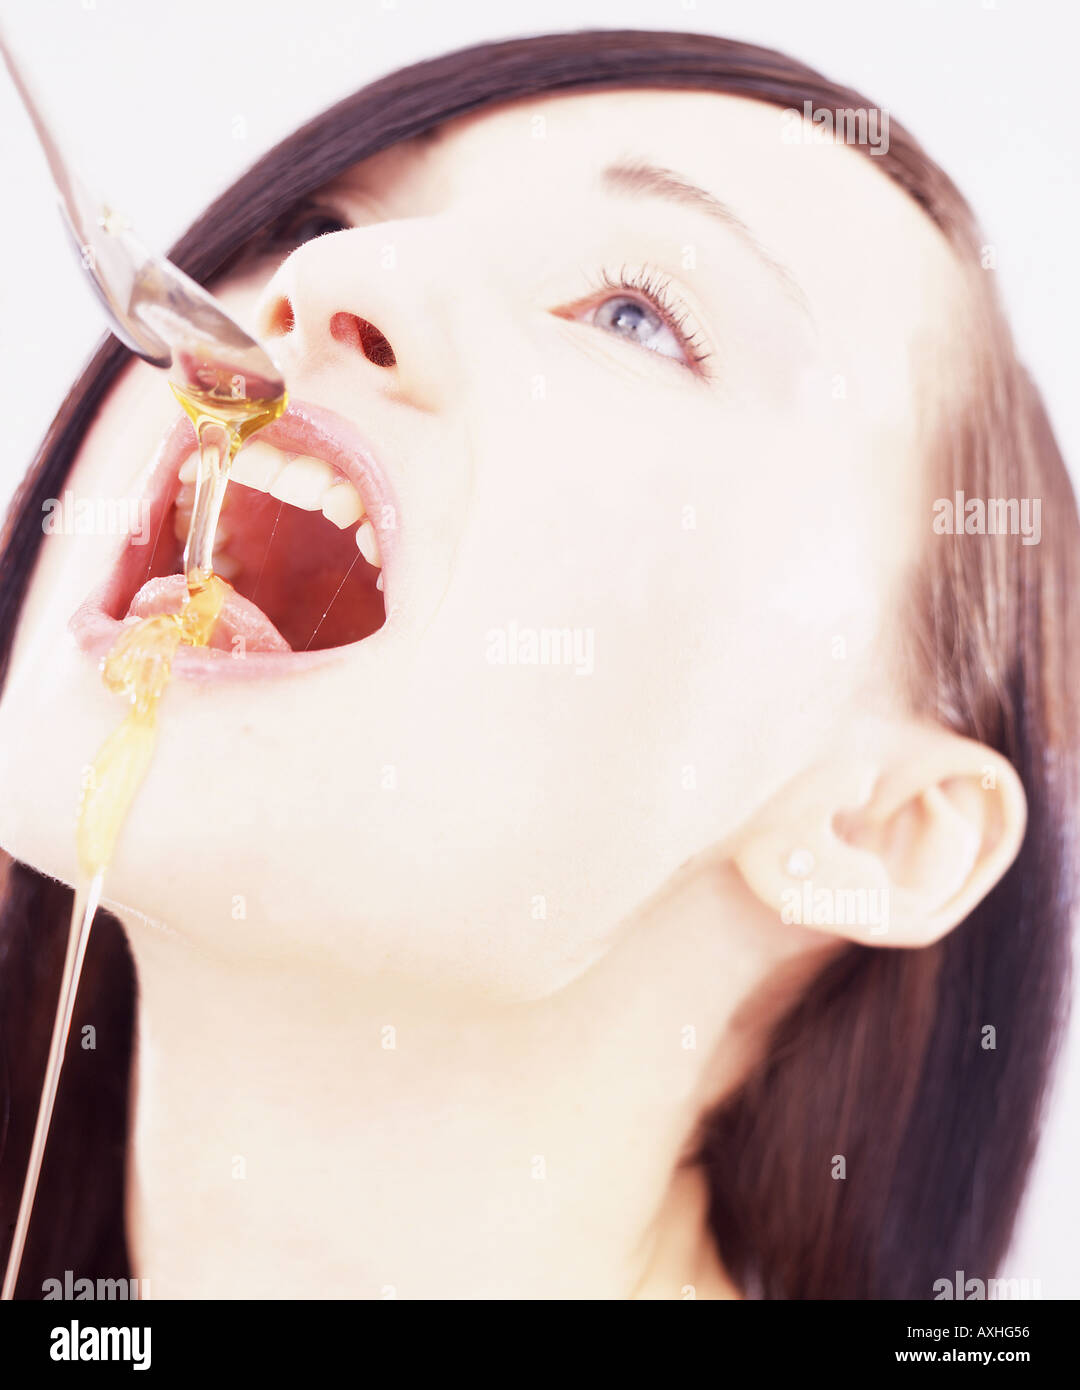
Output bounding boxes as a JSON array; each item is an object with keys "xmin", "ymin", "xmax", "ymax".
[{"xmin": 70, "ymin": 398, "xmax": 398, "ymax": 679}]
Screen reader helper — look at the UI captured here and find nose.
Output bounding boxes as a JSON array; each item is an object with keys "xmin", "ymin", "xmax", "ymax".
[
  {"xmin": 251, "ymin": 224, "xmax": 447, "ymax": 410},
  {"xmin": 263, "ymin": 294, "xmax": 397, "ymax": 371}
]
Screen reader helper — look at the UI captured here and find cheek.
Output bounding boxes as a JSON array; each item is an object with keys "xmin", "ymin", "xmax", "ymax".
[
  {"xmin": 424, "ymin": 373, "xmax": 891, "ymax": 862},
  {"xmin": 347, "ymin": 371, "xmax": 758, "ymax": 933}
]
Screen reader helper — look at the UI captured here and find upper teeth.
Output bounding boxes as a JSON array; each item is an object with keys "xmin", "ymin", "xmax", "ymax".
[
  {"xmin": 322, "ymin": 479, "xmax": 365, "ymax": 528},
  {"xmin": 176, "ymin": 442, "xmax": 381, "ymax": 567},
  {"xmin": 355, "ymin": 519, "xmax": 379, "ymax": 565}
]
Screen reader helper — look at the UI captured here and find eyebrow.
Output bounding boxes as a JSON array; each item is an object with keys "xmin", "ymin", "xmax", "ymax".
[{"xmin": 601, "ymin": 160, "xmax": 811, "ymax": 319}]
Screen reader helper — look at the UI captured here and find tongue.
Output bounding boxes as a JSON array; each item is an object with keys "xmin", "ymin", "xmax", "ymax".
[{"xmin": 124, "ymin": 575, "xmax": 292, "ymax": 653}]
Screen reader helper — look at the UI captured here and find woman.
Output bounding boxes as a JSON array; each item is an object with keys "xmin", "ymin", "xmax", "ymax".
[{"xmin": 0, "ymin": 30, "xmax": 1075, "ymax": 1299}]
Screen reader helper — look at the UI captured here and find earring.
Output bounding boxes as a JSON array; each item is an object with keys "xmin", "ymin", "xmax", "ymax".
[{"xmin": 785, "ymin": 848, "xmax": 815, "ymax": 878}]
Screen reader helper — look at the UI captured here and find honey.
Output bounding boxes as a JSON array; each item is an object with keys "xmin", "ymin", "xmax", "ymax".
[
  {"xmin": 1, "ymin": 375, "xmax": 285, "ymax": 1298},
  {"xmin": 75, "ymin": 379, "xmax": 285, "ymax": 877}
]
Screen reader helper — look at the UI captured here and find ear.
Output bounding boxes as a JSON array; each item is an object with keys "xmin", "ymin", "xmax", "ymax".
[{"xmin": 730, "ymin": 719, "xmax": 1026, "ymax": 947}]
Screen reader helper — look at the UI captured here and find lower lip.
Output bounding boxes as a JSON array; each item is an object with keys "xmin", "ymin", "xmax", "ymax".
[
  {"xmin": 68, "ymin": 407, "xmax": 386, "ymax": 683},
  {"xmin": 70, "ymin": 591, "xmax": 346, "ymax": 683}
]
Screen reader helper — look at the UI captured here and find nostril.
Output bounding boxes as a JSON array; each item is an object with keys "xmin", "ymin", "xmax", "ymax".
[
  {"xmin": 264, "ymin": 296, "xmax": 295, "ymax": 337},
  {"xmin": 330, "ymin": 312, "xmax": 397, "ymax": 368},
  {"xmin": 360, "ymin": 321, "xmax": 396, "ymax": 368}
]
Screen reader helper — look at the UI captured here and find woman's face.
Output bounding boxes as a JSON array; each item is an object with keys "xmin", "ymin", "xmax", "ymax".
[{"xmin": 0, "ymin": 90, "xmax": 961, "ymax": 997}]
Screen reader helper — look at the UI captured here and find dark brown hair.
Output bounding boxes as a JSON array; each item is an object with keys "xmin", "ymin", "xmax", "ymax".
[{"xmin": 1, "ymin": 30, "xmax": 1075, "ymax": 1298}]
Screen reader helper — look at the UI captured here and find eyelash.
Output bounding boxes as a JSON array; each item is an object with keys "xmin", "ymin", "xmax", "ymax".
[
  {"xmin": 245, "ymin": 200, "xmax": 352, "ymax": 258},
  {"xmin": 578, "ymin": 265, "xmax": 712, "ymax": 375},
  {"xmin": 246, "ymin": 207, "xmax": 713, "ymax": 376}
]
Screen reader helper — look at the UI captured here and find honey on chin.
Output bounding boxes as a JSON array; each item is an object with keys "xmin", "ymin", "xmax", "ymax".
[{"xmin": 76, "ymin": 378, "xmax": 287, "ymax": 877}]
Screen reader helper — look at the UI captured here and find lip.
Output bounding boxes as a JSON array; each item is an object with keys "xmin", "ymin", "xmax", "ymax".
[{"xmin": 69, "ymin": 397, "xmax": 398, "ymax": 681}]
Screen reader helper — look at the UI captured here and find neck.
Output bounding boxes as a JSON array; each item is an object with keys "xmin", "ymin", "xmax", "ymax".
[{"xmin": 119, "ymin": 867, "xmax": 777, "ymax": 1299}]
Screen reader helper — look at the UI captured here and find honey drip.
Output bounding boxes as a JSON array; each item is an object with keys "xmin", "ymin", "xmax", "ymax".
[
  {"xmin": 75, "ymin": 382, "xmax": 286, "ymax": 876},
  {"xmin": 1, "ymin": 377, "xmax": 285, "ymax": 1299}
]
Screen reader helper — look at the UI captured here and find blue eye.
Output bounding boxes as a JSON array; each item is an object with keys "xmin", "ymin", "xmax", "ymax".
[
  {"xmin": 568, "ymin": 267, "xmax": 711, "ymax": 374},
  {"xmin": 589, "ymin": 294, "xmax": 686, "ymax": 361}
]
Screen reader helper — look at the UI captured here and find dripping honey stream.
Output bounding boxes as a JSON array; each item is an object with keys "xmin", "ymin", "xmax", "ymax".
[{"xmin": 0, "ymin": 380, "xmax": 286, "ymax": 1298}]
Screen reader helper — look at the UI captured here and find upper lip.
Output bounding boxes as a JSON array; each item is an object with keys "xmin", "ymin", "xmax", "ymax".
[{"xmin": 69, "ymin": 395, "xmax": 399, "ymax": 678}]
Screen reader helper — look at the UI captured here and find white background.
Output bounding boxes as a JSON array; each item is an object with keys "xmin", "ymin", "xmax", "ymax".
[{"xmin": 1, "ymin": 0, "xmax": 1076, "ymax": 1294}]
